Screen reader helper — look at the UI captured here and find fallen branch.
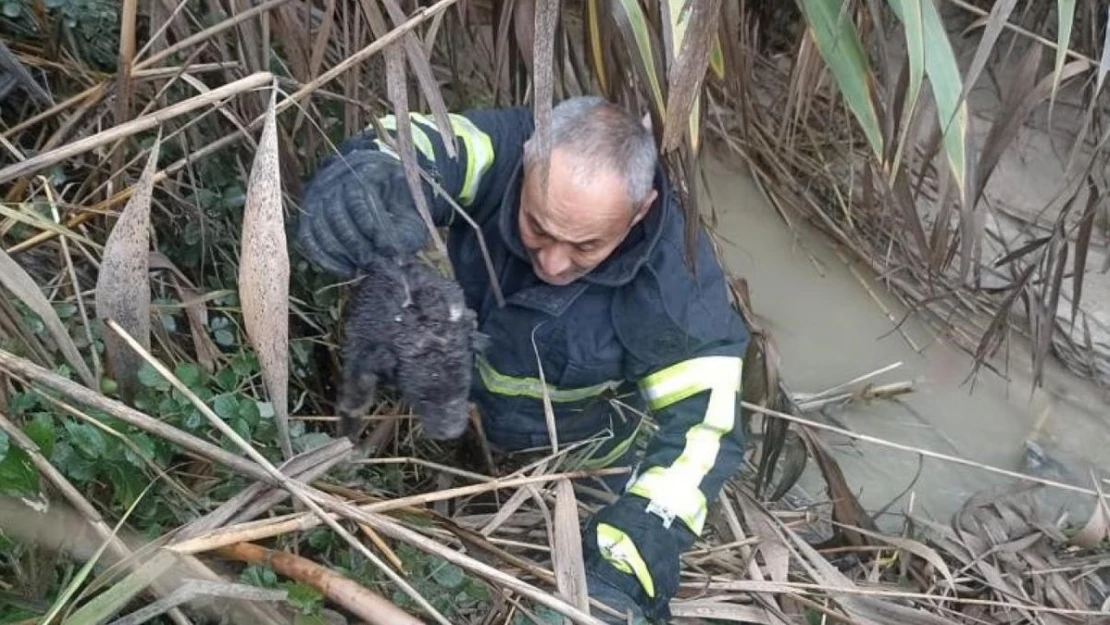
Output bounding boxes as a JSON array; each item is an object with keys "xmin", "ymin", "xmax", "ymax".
[{"xmin": 215, "ymin": 542, "xmax": 422, "ymax": 625}]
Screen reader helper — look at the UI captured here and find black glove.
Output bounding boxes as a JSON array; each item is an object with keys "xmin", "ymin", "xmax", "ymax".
[
  {"xmin": 583, "ymin": 494, "xmax": 696, "ymax": 623},
  {"xmin": 297, "ymin": 143, "xmax": 431, "ymax": 278}
]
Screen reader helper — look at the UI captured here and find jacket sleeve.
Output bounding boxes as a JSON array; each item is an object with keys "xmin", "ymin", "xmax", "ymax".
[
  {"xmin": 583, "ymin": 228, "xmax": 750, "ymax": 621},
  {"xmin": 329, "ymin": 106, "xmax": 535, "ymax": 227}
]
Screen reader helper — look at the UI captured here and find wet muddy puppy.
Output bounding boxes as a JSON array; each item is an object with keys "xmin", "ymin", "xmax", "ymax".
[{"xmin": 337, "ymin": 257, "xmax": 489, "ymax": 442}]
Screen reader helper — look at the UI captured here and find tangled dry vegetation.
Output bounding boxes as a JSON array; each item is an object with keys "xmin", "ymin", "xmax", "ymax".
[{"xmin": 0, "ymin": 1, "xmax": 1108, "ymax": 624}]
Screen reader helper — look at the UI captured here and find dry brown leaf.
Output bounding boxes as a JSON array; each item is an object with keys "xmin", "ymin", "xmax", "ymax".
[
  {"xmin": 552, "ymin": 478, "xmax": 589, "ymax": 616},
  {"xmin": 237, "ymin": 87, "xmax": 293, "ymax": 460},
  {"xmin": 797, "ymin": 427, "xmax": 880, "ymax": 547},
  {"xmin": 831, "ymin": 522, "xmax": 957, "ymax": 592},
  {"xmin": 380, "ymin": 0, "xmax": 457, "ymax": 159},
  {"xmin": 94, "ymin": 135, "xmax": 160, "ymax": 402},
  {"xmin": 0, "ymin": 249, "xmax": 96, "ymax": 389},
  {"xmin": 736, "ymin": 490, "xmax": 790, "ymax": 584},
  {"xmin": 380, "ymin": 36, "xmax": 447, "ymax": 257},
  {"xmin": 660, "ymin": 0, "xmax": 722, "ymax": 152},
  {"xmin": 530, "ymin": 0, "xmax": 559, "ymax": 198},
  {"xmin": 670, "ymin": 601, "xmax": 777, "ymax": 624},
  {"xmin": 766, "ymin": 497, "xmax": 959, "ymax": 625}
]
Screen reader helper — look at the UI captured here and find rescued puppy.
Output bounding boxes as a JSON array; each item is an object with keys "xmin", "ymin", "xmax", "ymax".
[{"xmin": 336, "ymin": 256, "xmax": 489, "ymax": 442}]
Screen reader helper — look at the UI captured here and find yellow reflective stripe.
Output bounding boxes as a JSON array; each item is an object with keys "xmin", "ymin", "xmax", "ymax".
[
  {"xmin": 476, "ymin": 355, "xmax": 622, "ymax": 403},
  {"xmin": 368, "ymin": 112, "xmax": 493, "ymax": 205},
  {"xmin": 578, "ymin": 417, "xmax": 646, "ymax": 470},
  {"xmin": 444, "ymin": 113, "xmax": 494, "ymax": 205},
  {"xmin": 628, "ymin": 467, "xmax": 709, "ymax": 534},
  {"xmin": 631, "ymin": 356, "xmax": 742, "ymax": 535},
  {"xmin": 639, "ymin": 355, "xmax": 742, "ymax": 410},
  {"xmin": 596, "ymin": 523, "xmax": 655, "ymax": 598},
  {"xmin": 378, "ymin": 114, "xmax": 436, "ymax": 161}
]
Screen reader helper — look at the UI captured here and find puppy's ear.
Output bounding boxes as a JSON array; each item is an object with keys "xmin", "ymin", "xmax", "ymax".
[{"xmin": 470, "ymin": 330, "xmax": 491, "ymax": 353}]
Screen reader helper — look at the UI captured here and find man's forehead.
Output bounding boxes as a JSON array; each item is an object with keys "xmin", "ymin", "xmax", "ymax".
[{"xmin": 526, "ymin": 153, "xmax": 626, "ymax": 210}]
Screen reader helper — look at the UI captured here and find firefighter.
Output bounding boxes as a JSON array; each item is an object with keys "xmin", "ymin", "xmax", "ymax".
[{"xmin": 297, "ymin": 96, "xmax": 751, "ymax": 623}]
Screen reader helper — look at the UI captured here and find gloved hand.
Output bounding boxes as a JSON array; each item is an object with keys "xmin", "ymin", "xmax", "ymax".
[
  {"xmin": 296, "ymin": 143, "xmax": 431, "ymax": 278},
  {"xmin": 582, "ymin": 494, "xmax": 695, "ymax": 624}
]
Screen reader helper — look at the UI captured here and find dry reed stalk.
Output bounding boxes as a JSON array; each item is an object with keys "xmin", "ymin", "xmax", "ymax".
[
  {"xmin": 357, "ymin": 522, "xmax": 407, "ymax": 574},
  {"xmin": 350, "ymin": 510, "xmax": 611, "ymax": 625},
  {"xmin": 168, "ymin": 467, "xmax": 628, "ymax": 554},
  {"xmin": 277, "ymin": 0, "xmax": 461, "ymax": 113},
  {"xmin": 0, "ymin": 72, "xmax": 274, "ymax": 185},
  {"xmin": 0, "ymin": 84, "xmax": 106, "ymax": 141},
  {"xmin": 177, "ymin": 438, "xmax": 353, "ymax": 538}
]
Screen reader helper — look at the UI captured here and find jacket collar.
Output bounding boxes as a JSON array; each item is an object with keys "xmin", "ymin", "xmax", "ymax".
[{"xmin": 497, "ymin": 160, "xmax": 670, "ymax": 291}]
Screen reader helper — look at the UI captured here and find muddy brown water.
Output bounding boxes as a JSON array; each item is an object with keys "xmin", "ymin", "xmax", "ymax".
[{"xmin": 701, "ymin": 154, "xmax": 1110, "ymax": 530}]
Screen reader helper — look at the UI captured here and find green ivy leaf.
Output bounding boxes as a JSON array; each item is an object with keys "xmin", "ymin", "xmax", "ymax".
[
  {"xmin": 194, "ymin": 188, "xmax": 220, "ymax": 210},
  {"xmin": 213, "ymin": 394, "xmax": 238, "ymax": 420},
  {"xmin": 0, "ymin": 431, "xmax": 8, "ymax": 463},
  {"xmin": 53, "ymin": 442, "xmax": 96, "ymax": 482},
  {"xmin": 2, "ymin": 3, "xmax": 21, "ymax": 20},
  {"xmin": 124, "ymin": 433, "xmax": 156, "ymax": 468},
  {"xmin": 64, "ymin": 420, "xmax": 108, "ymax": 459},
  {"xmin": 231, "ymin": 352, "xmax": 257, "ymax": 377},
  {"xmin": 175, "ymin": 362, "xmax": 202, "ymax": 388},
  {"xmin": 106, "ymin": 462, "xmax": 146, "ymax": 509},
  {"xmin": 23, "ymin": 415, "xmax": 54, "ymax": 458},
  {"xmin": 306, "ymin": 528, "xmax": 333, "ymax": 551},
  {"xmin": 281, "ymin": 582, "xmax": 323, "ymax": 614},
  {"xmin": 184, "ymin": 410, "xmax": 204, "ymax": 431},
  {"xmin": 8, "ymin": 392, "xmax": 40, "ymax": 416},
  {"xmin": 214, "ymin": 329, "xmax": 235, "ymax": 347},
  {"xmin": 214, "ymin": 367, "xmax": 238, "ymax": 391},
  {"xmin": 238, "ymin": 399, "xmax": 261, "ymax": 427},
  {"xmin": 138, "ymin": 362, "xmax": 171, "ymax": 391},
  {"xmin": 231, "ymin": 416, "xmax": 251, "ymax": 441},
  {"xmin": 0, "ymin": 446, "xmax": 38, "ymax": 496},
  {"xmin": 431, "ymin": 562, "xmax": 466, "ymax": 589},
  {"xmin": 221, "ymin": 184, "xmax": 246, "ymax": 210},
  {"xmin": 241, "ymin": 564, "xmax": 278, "ymax": 588},
  {"xmin": 54, "ymin": 302, "xmax": 78, "ymax": 319}
]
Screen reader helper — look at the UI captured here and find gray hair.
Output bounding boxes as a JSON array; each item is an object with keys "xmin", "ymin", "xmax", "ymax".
[{"xmin": 523, "ymin": 96, "xmax": 657, "ymax": 208}]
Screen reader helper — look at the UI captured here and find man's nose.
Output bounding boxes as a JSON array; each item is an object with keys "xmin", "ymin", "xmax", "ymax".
[{"xmin": 538, "ymin": 244, "xmax": 572, "ymax": 276}]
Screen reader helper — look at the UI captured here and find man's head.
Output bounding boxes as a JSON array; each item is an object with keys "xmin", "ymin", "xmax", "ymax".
[{"xmin": 519, "ymin": 97, "xmax": 659, "ymax": 286}]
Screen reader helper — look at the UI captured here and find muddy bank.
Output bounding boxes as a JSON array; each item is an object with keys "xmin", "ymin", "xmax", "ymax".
[{"xmin": 700, "ymin": 153, "xmax": 1110, "ymax": 528}]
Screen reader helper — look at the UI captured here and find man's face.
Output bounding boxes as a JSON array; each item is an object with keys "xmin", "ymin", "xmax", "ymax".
[{"xmin": 518, "ymin": 148, "xmax": 656, "ymax": 286}]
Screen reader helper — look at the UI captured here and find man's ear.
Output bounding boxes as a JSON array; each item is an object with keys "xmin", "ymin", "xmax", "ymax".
[{"xmin": 631, "ymin": 189, "xmax": 658, "ymax": 226}]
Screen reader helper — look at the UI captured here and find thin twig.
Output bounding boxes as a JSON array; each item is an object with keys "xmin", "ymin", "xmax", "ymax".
[{"xmin": 741, "ymin": 400, "xmax": 1110, "ymax": 501}]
